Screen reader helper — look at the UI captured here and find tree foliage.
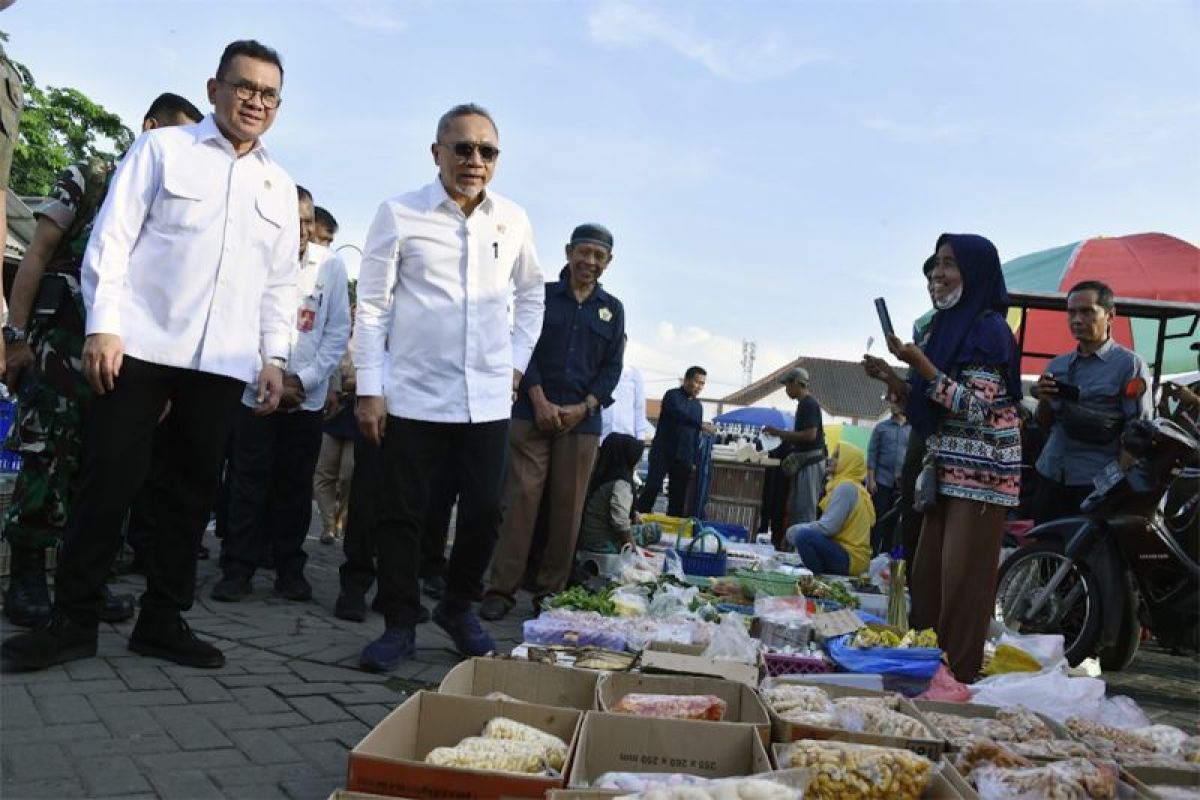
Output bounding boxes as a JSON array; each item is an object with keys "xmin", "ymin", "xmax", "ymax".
[{"xmin": 9, "ymin": 60, "xmax": 134, "ymax": 196}]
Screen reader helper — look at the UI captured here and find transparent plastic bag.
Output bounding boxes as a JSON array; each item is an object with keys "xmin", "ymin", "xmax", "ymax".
[
  {"xmin": 662, "ymin": 549, "xmax": 686, "ymax": 582},
  {"xmin": 619, "ymin": 546, "xmax": 660, "ymax": 585},
  {"xmin": 701, "ymin": 613, "xmax": 759, "ymax": 664},
  {"xmin": 612, "ymin": 586, "xmax": 650, "ymax": 617}
]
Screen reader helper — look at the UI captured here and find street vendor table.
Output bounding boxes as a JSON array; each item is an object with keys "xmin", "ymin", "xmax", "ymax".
[{"xmin": 702, "ymin": 458, "xmax": 778, "ymax": 534}]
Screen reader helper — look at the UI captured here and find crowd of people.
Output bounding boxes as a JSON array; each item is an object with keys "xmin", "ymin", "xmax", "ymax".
[{"xmin": 0, "ymin": 36, "xmax": 1173, "ymax": 684}]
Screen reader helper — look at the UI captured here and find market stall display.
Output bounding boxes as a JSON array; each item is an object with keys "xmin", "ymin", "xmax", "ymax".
[
  {"xmin": 424, "ymin": 716, "xmax": 570, "ymax": 774},
  {"xmin": 775, "ymin": 739, "xmax": 934, "ymax": 800},
  {"xmin": 610, "ymin": 693, "xmax": 727, "ymax": 721}
]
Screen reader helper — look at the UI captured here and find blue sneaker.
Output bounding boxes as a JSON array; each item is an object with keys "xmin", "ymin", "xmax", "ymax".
[
  {"xmin": 359, "ymin": 626, "xmax": 415, "ymax": 672},
  {"xmin": 432, "ymin": 604, "xmax": 495, "ymax": 657}
]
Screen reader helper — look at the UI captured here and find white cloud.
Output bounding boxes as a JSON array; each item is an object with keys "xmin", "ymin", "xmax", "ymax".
[
  {"xmin": 586, "ymin": 0, "xmax": 825, "ymax": 82},
  {"xmin": 338, "ymin": 1, "xmax": 407, "ymax": 33}
]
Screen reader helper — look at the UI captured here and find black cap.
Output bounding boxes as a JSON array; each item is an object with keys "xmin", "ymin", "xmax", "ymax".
[{"xmin": 570, "ymin": 223, "xmax": 613, "ymax": 252}]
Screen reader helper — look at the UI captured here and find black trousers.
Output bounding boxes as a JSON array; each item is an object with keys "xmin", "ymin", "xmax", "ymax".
[
  {"xmin": 125, "ymin": 429, "xmax": 171, "ymax": 558},
  {"xmin": 56, "ymin": 358, "xmax": 243, "ymax": 624},
  {"xmin": 1031, "ymin": 476, "xmax": 1093, "ymax": 525},
  {"xmin": 221, "ymin": 405, "xmax": 324, "ymax": 580},
  {"xmin": 636, "ymin": 450, "xmax": 692, "ymax": 517},
  {"xmin": 375, "ymin": 417, "xmax": 508, "ymax": 627},
  {"xmin": 421, "ymin": 471, "xmax": 456, "ymax": 580},
  {"xmin": 898, "ymin": 432, "xmax": 928, "ymax": 575},
  {"xmin": 870, "ymin": 483, "xmax": 899, "ymax": 555}
]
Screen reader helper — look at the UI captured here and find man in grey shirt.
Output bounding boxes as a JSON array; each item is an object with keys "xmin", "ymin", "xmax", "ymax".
[
  {"xmin": 1033, "ymin": 280, "xmax": 1152, "ymax": 523},
  {"xmin": 866, "ymin": 401, "xmax": 911, "ymax": 554}
]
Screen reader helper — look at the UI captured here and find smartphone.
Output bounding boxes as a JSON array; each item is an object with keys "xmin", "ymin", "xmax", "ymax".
[
  {"xmin": 1055, "ymin": 381, "xmax": 1081, "ymax": 402},
  {"xmin": 874, "ymin": 297, "xmax": 895, "ymax": 339}
]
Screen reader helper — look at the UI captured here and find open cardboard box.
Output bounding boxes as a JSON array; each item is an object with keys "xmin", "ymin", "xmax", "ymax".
[
  {"xmin": 346, "ymin": 691, "xmax": 582, "ymax": 799},
  {"xmin": 567, "ymin": 711, "xmax": 771, "ymax": 789},
  {"xmin": 1121, "ymin": 766, "xmax": 1200, "ymax": 799},
  {"xmin": 773, "ymin": 743, "xmax": 968, "ymax": 798},
  {"xmin": 547, "ymin": 768, "xmax": 811, "ymax": 799},
  {"xmin": 911, "ymin": 699, "xmax": 1070, "ymax": 752},
  {"xmin": 595, "ymin": 671, "xmax": 771, "ymax": 747},
  {"xmin": 439, "ymin": 657, "xmax": 600, "ymax": 711},
  {"xmin": 639, "ymin": 640, "xmax": 761, "ymax": 688},
  {"xmin": 760, "ymin": 677, "xmax": 945, "ymax": 758}
]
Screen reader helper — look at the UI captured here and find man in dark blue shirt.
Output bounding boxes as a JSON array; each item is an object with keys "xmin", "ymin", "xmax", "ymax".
[
  {"xmin": 481, "ymin": 224, "xmax": 625, "ymax": 621},
  {"xmin": 637, "ymin": 366, "xmax": 714, "ymax": 516}
]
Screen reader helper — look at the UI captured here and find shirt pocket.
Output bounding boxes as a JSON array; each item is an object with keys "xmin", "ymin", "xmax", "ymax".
[
  {"xmin": 158, "ymin": 167, "xmax": 210, "ymax": 233},
  {"xmin": 587, "ymin": 311, "xmax": 616, "ymax": 363}
]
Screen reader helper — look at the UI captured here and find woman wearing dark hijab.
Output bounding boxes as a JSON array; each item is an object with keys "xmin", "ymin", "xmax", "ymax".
[
  {"xmin": 886, "ymin": 233, "xmax": 1022, "ymax": 682},
  {"xmin": 578, "ymin": 433, "xmax": 663, "ymax": 554}
]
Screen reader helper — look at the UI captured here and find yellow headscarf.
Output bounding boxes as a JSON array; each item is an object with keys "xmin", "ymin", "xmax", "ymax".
[{"xmin": 819, "ymin": 442, "xmax": 875, "ymax": 575}]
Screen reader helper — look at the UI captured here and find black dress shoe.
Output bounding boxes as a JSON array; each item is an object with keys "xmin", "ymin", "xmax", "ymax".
[
  {"xmin": 274, "ymin": 574, "xmax": 313, "ymax": 602},
  {"xmin": 1, "ymin": 614, "xmax": 99, "ymax": 670},
  {"xmin": 3, "ymin": 546, "xmax": 52, "ymax": 628},
  {"xmin": 334, "ymin": 589, "xmax": 368, "ymax": 622},
  {"xmin": 211, "ymin": 575, "xmax": 252, "ymax": 602},
  {"xmin": 99, "ymin": 587, "xmax": 136, "ymax": 624},
  {"xmin": 422, "ymin": 575, "xmax": 446, "ymax": 599},
  {"xmin": 128, "ymin": 612, "xmax": 224, "ymax": 668}
]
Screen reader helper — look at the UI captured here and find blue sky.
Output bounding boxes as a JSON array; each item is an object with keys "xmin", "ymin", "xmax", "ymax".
[{"xmin": 4, "ymin": 0, "xmax": 1197, "ymax": 398}]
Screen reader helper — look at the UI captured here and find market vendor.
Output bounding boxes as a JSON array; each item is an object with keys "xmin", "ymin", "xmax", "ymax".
[
  {"xmin": 764, "ymin": 367, "xmax": 827, "ymax": 529},
  {"xmin": 785, "ymin": 442, "xmax": 872, "ymax": 576},
  {"xmin": 578, "ymin": 433, "xmax": 663, "ymax": 553}
]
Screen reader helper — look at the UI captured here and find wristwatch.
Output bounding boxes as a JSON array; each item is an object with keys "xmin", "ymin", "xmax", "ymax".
[
  {"xmin": 585, "ymin": 397, "xmax": 600, "ymax": 417},
  {"xmin": 3, "ymin": 325, "xmax": 27, "ymax": 344},
  {"xmin": 266, "ymin": 356, "xmax": 288, "ymax": 370}
]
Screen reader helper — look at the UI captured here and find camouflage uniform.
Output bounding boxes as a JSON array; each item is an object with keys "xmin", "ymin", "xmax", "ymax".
[{"xmin": 3, "ymin": 156, "xmax": 114, "ymax": 549}]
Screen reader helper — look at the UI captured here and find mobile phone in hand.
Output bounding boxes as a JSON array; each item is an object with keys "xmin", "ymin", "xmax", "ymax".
[
  {"xmin": 1056, "ymin": 381, "xmax": 1081, "ymax": 402},
  {"xmin": 874, "ymin": 297, "xmax": 895, "ymax": 339}
]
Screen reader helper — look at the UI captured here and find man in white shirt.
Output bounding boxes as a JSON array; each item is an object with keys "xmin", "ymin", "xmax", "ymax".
[
  {"xmin": 354, "ymin": 103, "xmax": 544, "ymax": 671},
  {"xmin": 602, "ymin": 342, "xmax": 651, "ymax": 443},
  {"xmin": 2, "ymin": 40, "xmax": 300, "ymax": 671},
  {"xmin": 213, "ymin": 186, "xmax": 351, "ymax": 603}
]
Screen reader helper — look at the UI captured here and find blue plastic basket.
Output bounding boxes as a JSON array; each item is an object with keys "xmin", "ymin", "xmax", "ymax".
[
  {"xmin": 0, "ymin": 450, "xmax": 22, "ymax": 474},
  {"xmin": 700, "ymin": 521, "xmax": 749, "ymax": 542},
  {"xmin": 0, "ymin": 399, "xmax": 14, "ymax": 442},
  {"xmin": 674, "ymin": 530, "xmax": 728, "ymax": 577}
]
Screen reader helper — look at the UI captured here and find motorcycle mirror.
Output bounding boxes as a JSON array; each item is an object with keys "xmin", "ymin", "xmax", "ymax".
[{"xmin": 1124, "ymin": 377, "xmax": 1147, "ymax": 399}]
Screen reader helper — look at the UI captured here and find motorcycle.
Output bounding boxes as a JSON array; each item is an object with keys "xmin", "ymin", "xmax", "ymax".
[{"xmin": 994, "ymin": 416, "xmax": 1200, "ymax": 669}]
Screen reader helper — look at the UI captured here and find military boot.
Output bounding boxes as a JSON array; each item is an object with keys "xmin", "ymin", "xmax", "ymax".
[{"xmin": 3, "ymin": 546, "xmax": 52, "ymax": 628}]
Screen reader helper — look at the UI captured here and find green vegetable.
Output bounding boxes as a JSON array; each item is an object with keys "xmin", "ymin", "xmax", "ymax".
[
  {"xmin": 544, "ymin": 586, "xmax": 617, "ymax": 616},
  {"xmin": 798, "ymin": 575, "xmax": 860, "ymax": 609}
]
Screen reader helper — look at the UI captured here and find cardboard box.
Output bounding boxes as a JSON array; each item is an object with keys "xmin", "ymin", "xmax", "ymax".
[
  {"xmin": 547, "ymin": 769, "xmax": 811, "ymax": 799},
  {"xmin": 1123, "ymin": 766, "xmax": 1200, "ymax": 799},
  {"xmin": 639, "ymin": 641, "xmax": 761, "ymax": 688},
  {"xmin": 774, "ymin": 745, "xmax": 966, "ymax": 798},
  {"xmin": 346, "ymin": 691, "xmax": 582, "ymax": 799},
  {"xmin": 912, "ymin": 699, "xmax": 1070, "ymax": 751},
  {"xmin": 439, "ymin": 657, "xmax": 600, "ymax": 711},
  {"xmin": 760, "ymin": 677, "xmax": 945, "ymax": 758},
  {"xmin": 595, "ymin": 672, "xmax": 771, "ymax": 747},
  {"xmin": 939, "ymin": 756, "xmax": 979, "ymax": 799},
  {"xmin": 567, "ymin": 711, "xmax": 771, "ymax": 789}
]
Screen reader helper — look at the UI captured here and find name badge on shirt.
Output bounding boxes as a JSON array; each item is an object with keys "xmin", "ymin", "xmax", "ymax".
[
  {"xmin": 598, "ymin": 307, "xmax": 612, "ymax": 322},
  {"xmin": 297, "ymin": 294, "xmax": 319, "ymax": 333}
]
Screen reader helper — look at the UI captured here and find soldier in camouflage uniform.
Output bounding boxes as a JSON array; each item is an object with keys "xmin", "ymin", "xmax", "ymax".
[{"xmin": 2, "ymin": 94, "xmax": 203, "ymax": 627}]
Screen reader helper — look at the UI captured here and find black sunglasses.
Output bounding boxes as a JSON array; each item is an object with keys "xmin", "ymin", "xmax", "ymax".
[{"xmin": 444, "ymin": 140, "xmax": 500, "ymax": 163}]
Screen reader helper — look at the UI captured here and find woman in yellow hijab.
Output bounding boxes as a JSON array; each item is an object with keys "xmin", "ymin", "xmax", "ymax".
[{"xmin": 785, "ymin": 442, "xmax": 874, "ymax": 575}]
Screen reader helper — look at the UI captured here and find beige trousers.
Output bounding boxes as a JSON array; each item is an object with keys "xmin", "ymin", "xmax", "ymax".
[{"xmin": 312, "ymin": 433, "xmax": 354, "ymax": 533}]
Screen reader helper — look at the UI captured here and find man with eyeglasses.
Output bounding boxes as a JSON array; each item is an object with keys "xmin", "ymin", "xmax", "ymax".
[
  {"xmin": 353, "ymin": 103, "xmax": 544, "ymax": 671},
  {"xmin": 3, "ymin": 40, "xmax": 300, "ymax": 671}
]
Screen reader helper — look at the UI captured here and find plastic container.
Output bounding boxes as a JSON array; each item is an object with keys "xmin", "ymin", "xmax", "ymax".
[
  {"xmin": 763, "ymin": 650, "xmax": 836, "ymax": 676},
  {"xmin": 736, "ymin": 569, "xmax": 799, "ymax": 599},
  {"xmin": 771, "ymin": 672, "xmax": 886, "ymax": 692},
  {"xmin": 640, "ymin": 514, "xmax": 697, "ymax": 538},
  {"xmin": 0, "ymin": 450, "xmax": 22, "ymax": 474},
  {"xmin": 700, "ymin": 521, "xmax": 750, "ymax": 543},
  {"xmin": 673, "ymin": 530, "xmax": 728, "ymax": 577}
]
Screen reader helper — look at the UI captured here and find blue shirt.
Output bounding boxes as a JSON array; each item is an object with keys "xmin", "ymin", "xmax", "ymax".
[
  {"xmin": 867, "ymin": 415, "xmax": 912, "ymax": 488},
  {"xmin": 1036, "ymin": 338, "xmax": 1153, "ymax": 485},
  {"xmin": 650, "ymin": 387, "xmax": 704, "ymax": 464},
  {"xmin": 513, "ymin": 277, "xmax": 625, "ymax": 436}
]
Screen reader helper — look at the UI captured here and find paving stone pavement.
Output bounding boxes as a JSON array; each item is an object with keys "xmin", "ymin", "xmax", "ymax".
[
  {"xmin": 1, "ymin": 516, "xmax": 537, "ymax": 800},
  {"xmin": 2, "ymin": 515, "xmax": 1198, "ymax": 799}
]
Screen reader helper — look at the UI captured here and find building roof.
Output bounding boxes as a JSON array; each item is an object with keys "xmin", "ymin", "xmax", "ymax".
[{"xmin": 719, "ymin": 355, "xmax": 906, "ymax": 421}]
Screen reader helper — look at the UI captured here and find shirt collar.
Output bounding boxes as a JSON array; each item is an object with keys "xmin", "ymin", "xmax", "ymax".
[
  {"xmin": 195, "ymin": 114, "xmax": 270, "ymax": 161},
  {"xmin": 426, "ymin": 177, "xmax": 493, "ymax": 215},
  {"xmin": 552, "ymin": 274, "xmax": 610, "ymax": 305},
  {"xmin": 1071, "ymin": 337, "xmax": 1116, "ymax": 363}
]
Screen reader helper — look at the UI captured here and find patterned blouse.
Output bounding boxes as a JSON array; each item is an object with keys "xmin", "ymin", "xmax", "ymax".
[{"xmin": 926, "ymin": 364, "xmax": 1022, "ymax": 507}]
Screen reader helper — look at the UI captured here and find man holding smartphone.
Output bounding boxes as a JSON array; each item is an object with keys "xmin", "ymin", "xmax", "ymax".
[{"xmin": 1032, "ymin": 280, "xmax": 1152, "ymax": 523}]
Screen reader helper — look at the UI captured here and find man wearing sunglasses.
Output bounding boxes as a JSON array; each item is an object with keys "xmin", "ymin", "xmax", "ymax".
[
  {"xmin": 3, "ymin": 40, "xmax": 300, "ymax": 671},
  {"xmin": 353, "ymin": 103, "xmax": 544, "ymax": 671}
]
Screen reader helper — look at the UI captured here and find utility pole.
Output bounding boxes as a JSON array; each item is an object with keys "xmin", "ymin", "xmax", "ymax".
[{"xmin": 741, "ymin": 340, "xmax": 756, "ymax": 386}]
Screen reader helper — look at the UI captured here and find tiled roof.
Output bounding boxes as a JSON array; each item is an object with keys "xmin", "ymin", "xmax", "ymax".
[{"xmin": 719, "ymin": 356, "xmax": 907, "ymax": 420}]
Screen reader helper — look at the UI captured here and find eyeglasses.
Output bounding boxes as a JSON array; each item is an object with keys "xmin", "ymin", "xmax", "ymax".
[
  {"xmin": 220, "ymin": 80, "xmax": 282, "ymax": 109},
  {"xmin": 442, "ymin": 140, "xmax": 500, "ymax": 163}
]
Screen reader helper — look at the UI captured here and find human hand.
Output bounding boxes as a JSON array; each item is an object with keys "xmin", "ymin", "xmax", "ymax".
[
  {"xmin": 763, "ymin": 425, "xmax": 782, "ymax": 437},
  {"xmin": 866, "ymin": 475, "xmax": 878, "ymax": 494},
  {"xmin": 512, "ymin": 369, "xmax": 522, "ymax": 404},
  {"xmin": 82, "ymin": 333, "xmax": 124, "ymax": 394},
  {"xmin": 1035, "ymin": 372, "xmax": 1059, "ymax": 399},
  {"xmin": 534, "ymin": 398, "xmax": 563, "ymax": 433},
  {"xmin": 701, "ymin": 422, "xmax": 716, "ymax": 434},
  {"xmin": 324, "ymin": 388, "xmax": 340, "ymax": 418},
  {"xmin": 254, "ymin": 364, "xmax": 285, "ymax": 415},
  {"xmin": 862, "ymin": 353, "xmax": 895, "ymax": 382},
  {"xmin": 356, "ymin": 395, "xmax": 387, "ymax": 445},
  {"xmin": 4, "ymin": 339, "xmax": 33, "ymax": 392},
  {"xmin": 885, "ymin": 335, "xmax": 923, "ymax": 367},
  {"xmin": 557, "ymin": 403, "xmax": 587, "ymax": 434},
  {"xmin": 279, "ymin": 374, "xmax": 306, "ymax": 410}
]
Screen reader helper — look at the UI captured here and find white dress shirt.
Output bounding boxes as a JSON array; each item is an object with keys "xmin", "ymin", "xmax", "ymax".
[
  {"xmin": 602, "ymin": 363, "xmax": 651, "ymax": 442},
  {"xmin": 82, "ymin": 114, "xmax": 300, "ymax": 383},
  {"xmin": 354, "ymin": 179, "xmax": 544, "ymax": 423},
  {"xmin": 240, "ymin": 242, "xmax": 351, "ymax": 412}
]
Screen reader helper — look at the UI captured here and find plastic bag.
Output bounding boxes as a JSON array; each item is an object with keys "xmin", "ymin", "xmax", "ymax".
[
  {"xmin": 996, "ymin": 631, "xmax": 1065, "ymax": 668},
  {"xmin": 612, "ymin": 586, "xmax": 650, "ymax": 617},
  {"xmin": 701, "ymin": 613, "xmax": 759, "ymax": 664},
  {"xmin": 826, "ymin": 633, "xmax": 942, "ymax": 679},
  {"xmin": 971, "ymin": 667, "xmax": 1106, "ymax": 723},
  {"xmin": 595, "ymin": 772, "xmax": 709, "ymax": 791},
  {"xmin": 610, "ymin": 692, "xmax": 727, "ymax": 721},
  {"xmin": 983, "ymin": 644, "xmax": 1043, "ymax": 676},
  {"xmin": 661, "ymin": 549, "xmax": 686, "ymax": 582},
  {"xmin": 755, "ymin": 594, "xmax": 809, "ymax": 623},
  {"xmin": 618, "ymin": 546, "xmax": 659, "ymax": 585},
  {"xmin": 521, "ymin": 617, "xmax": 627, "ymax": 651},
  {"xmin": 973, "ymin": 758, "xmax": 1119, "ymax": 800},
  {"xmin": 647, "ymin": 583, "xmax": 698, "ymax": 619},
  {"xmin": 917, "ymin": 663, "xmax": 973, "ymax": 703},
  {"xmin": 1096, "ymin": 695, "xmax": 1152, "ymax": 730},
  {"xmin": 867, "ymin": 554, "xmax": 891, "ymax": 592},
  {"xmin": 621, "ymin": 774, "xmax": 807, "ymax": 800}
]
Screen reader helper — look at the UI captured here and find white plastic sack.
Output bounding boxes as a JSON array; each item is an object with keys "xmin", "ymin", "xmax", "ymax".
[
  {"xmin": 971, "ymin": 667, "xmax": 1106, "ymax": 723},
  {"xmin": 867, "ymin": 555, "xmax": 891, "ymax": 592},
  {"xmin": 1096, "ymin": 695, "xmax": 1152, "ymax": 730},
  {"xmin": 662, "ymin": 549, "xmax": 686, "ymax": 582},
  {"xmin": 996, "ymin": 631, "xmax": 1065, "ymax": 668},
  {"xmin": 701, "ymin": 613, "xmax": 759, "ymax": 664}
]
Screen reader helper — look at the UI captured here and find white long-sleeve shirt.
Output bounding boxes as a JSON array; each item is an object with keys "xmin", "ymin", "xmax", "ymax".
[
  {"xmin": 354, "ymin": 179, "xmax": 544, "ymax": 423},
  {"xmin": 602, "ymin": 363, "xmax": 651, "ymax": 442},
  {"xmin": 240, "ymin": 242, "xmax": 351, "ymax": 412},
  {"xmin": 82, "ymin": 114, "xmax": 299, "ymax": 382}
]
